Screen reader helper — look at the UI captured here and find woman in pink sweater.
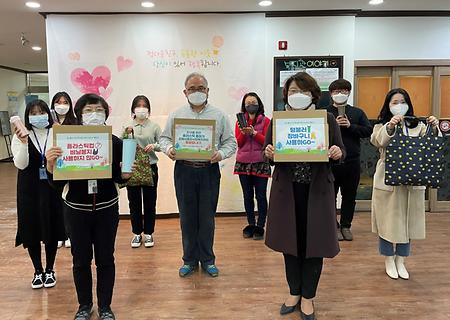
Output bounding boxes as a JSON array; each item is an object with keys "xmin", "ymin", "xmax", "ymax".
[{"xmin": 234, "ymin": 92, "xmax": 271, "ymax": 240}]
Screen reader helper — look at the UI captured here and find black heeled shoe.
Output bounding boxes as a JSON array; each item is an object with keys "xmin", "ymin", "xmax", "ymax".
[
  {"xmin": 300, "ymin": 301, "xmax": 316, "ymax": 320},
  {"xmin": 280, "ymin": 296, "xmax": 301, "ymax": 315},
  {"xmin": 280, "ymin": 303, "xmax": 298, "ymax": 315},
  {"xmin": 300, "ymin": 311, "xmax": 316, "ymax": 320}
]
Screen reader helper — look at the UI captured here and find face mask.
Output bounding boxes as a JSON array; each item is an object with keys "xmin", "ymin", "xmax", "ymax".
[
  {"xmin": 29, "ymin": 114, "xmax": 49, "ymax": 129},
  {"xmin": 332, "ymin": 93, "xmax": 349, "ymax": 105},
  {"xmin": 188, "ymin": 92, "xmax": 207, "ymax": 106},
  {"xmin": 288, "ymin": 93, "xmax": 312, "ymax": 110},
  {"xmin": 245, "ymin": 104, "xmax": 259, "ymax": 114},
  {"xmin": 82, "ymin": 112, "xmax": 106, "ymax": 126},
  {"xmin": 134, "ymin": 107, "xmax": 149, "ymax": 120},
  {"xmin": 54, "ymin": 104, "xmax": 70, "ymax": 115},
  {"xmin": 390, "ymin": 103, "xmax": 409, "ymax": 116}
]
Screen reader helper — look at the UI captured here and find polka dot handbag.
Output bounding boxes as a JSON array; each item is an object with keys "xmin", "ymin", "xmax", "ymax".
[{"xmin": 385, "ymin": 124, "xmax": 446, "ymax": 188}]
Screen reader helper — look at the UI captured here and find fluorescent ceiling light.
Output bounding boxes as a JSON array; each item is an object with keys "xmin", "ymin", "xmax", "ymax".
[
  {"xmin": 258, "ymin": 1, "xmax": 272, "ymax": 7},
  {"xmin": 31, "ymin": 46, "xmax": 42, "ymax": 51},
  {"xmin": 141, "ymin": 1, "xmax": 155, "ymax": 8},
  {"xmin": 369, "ymin": 0, "xmax": 384, "ymax": 5},
  {"xmin": 25, "ymin": 2, "xmax": 41, "ymax": 8}
]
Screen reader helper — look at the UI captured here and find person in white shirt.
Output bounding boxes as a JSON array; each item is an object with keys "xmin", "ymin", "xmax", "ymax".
[{"xmin": 11, "ymin": 99, "xmax": 66, "ymax": 289}]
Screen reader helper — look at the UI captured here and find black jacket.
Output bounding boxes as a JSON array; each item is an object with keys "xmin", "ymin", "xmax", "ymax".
[
  {"xmin": 324, "ymin": 104, "xmax": 372, "ymax": 163},
  {"xmin": 49, "ymin": 135, "xmax": 127, "ymax": 211}
]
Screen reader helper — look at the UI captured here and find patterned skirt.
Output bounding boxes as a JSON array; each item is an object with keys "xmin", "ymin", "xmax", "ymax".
[{"xmin": 234, "ymin": 161, "xmax": 271, "ymax": 178}]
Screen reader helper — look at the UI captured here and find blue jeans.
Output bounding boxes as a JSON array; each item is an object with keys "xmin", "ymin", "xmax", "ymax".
[
  {"xmin": 238, "ymin": 174, "xmax": 268, "ymax": 228},
  {"xmin": 379, "ymin": 237, "xmax": 411, "ymax": 257}
]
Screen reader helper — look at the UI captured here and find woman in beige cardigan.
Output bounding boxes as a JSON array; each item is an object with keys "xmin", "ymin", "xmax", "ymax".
[{"xmin": 371, "ymin": 88, "xmax": 439, "ymax": 280}]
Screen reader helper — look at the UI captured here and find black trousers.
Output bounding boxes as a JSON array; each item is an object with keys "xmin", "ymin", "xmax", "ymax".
[
  {"xmin": 65, "ymin": 204, "xmax": 119, "ymax": 309},
  {"xmin": 28, "ymin": 242, "xmax": 58, "ymax": 273},
  {"xmin": 332, "ymin": 161, "xmax": 361, "ymax": 228},
  {"xmin": 127, "ymin": 164, "xmax": 158, "ymax": 235},
  {"xmin": 283, "ymin": 182, "xmax": 323, "ymax": 299},
  {"xmin": 174, "ymin": 161, "xmax": 220, "ymax": 267}
]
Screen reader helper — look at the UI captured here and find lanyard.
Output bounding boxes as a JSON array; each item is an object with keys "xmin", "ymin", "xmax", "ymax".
[{"xmin": 32, "ymin": 129, "xmax": 49, "ymax": 167}]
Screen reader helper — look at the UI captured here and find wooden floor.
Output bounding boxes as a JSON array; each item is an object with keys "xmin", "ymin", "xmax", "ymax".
[{"xmin": 1, "ymin": 163, "xmax": 450, "ymax": 320}]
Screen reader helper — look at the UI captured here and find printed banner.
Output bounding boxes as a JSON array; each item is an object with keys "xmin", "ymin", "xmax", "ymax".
[
  {"xmin": 53, "ymin": 125, "xmax": 112, "ymax": 180},
  {"xmin": 273, "ymin": 110, "xmax": 329, "ymax": 162}
]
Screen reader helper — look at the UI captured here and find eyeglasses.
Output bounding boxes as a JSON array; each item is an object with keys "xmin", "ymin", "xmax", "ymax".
[
  {"xmin": 186, "ymin": 86, "xmax": 207, "ymax": 93},
  {"xmin": 82, "ymin": 105, "xmax": 105, "ymax": 114}
]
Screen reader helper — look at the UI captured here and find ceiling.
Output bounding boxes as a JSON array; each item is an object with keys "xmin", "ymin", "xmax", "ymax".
[{"xmin": 1, "ymin": 0, "xmax": 450, "ymax": 72}]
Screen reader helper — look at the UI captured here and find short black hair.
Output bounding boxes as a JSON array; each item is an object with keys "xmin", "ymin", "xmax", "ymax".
[
  {"xmin": 24, "ymin": 99, "xmax": 53, "ymax": 130},
  {"xmin": 329, "ymin": 79, "xmax": 352, "ymax": 92},
  {"xmin": 74, "ymin": 94, "xmax": 109, "ymax": 125},
  {"xmin": 283, "ymin": 72, "xmax": 321, "ymax": 106},
  {"xmin": 131, "ymin": 95, "xmax": 151, "ymax": 117},
  {"xmin": 377, "ymin": 88, "xmax": 415, "ymax": 124},
  {"xmin": 240, "ymin": 92, "xmax": 265, "ymax": 116},
  {"xmin": 50, "ymin": 91, "xmax": 77, "ymax": 125}
]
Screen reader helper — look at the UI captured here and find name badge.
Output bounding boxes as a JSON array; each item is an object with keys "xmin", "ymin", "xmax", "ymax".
[
  {"xmin": 39, "ymin": 167, "xmax": 48, "ymax": 180},
  {"xmin": 88, "ymin": 179, "xmax": 98, "ymax": 194}
]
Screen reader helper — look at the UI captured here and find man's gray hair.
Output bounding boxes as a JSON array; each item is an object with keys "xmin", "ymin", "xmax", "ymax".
[{"xmin": 184, "ymin": 72, "xmax": 208, "ymax": 88}]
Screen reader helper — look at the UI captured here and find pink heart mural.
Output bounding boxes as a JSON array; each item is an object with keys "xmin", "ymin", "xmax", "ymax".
[
  {"xmin": 117, "ymin": 56, "xmax": 133, "ymax": 72},
  {"xmin": 228, "ymin": 86, "xmax": 249, "ymax": 101},
  {"xmin": 71, "ymin": 66, "xmax": 112, "ymax": 97},
  {"xmin": 99, "ymin": 86, "xmax": 113, "ymax": 100}
]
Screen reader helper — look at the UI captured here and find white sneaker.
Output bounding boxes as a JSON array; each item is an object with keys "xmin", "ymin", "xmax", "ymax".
[
  {"xmin": 144, "ymin": 234, "xmax": 154, "ymax": 248},
  {"xmin": 395, "ymin": 256, "xmax": 409, "ymax": 280},
  {"xmin": 43, "ymin": 270, "xmax": 57, "ymax": 288},
  {"xmin": 64, "ymin": 239, "xmax": 71, "ymax": 248},
  {"xmin": 131, "ymin": 234, "xmax": 142, "ymax": 248},
  {"xmin": 57, "ymin": 241, "xmax": 63, "ymax": 248},
  {"xmin": 31, "ymin": 272, "xmax": 44, "ymax": 289},
  {"xmin": 385, "ymin": 256, "xmax": 398, "ymax": 279}
]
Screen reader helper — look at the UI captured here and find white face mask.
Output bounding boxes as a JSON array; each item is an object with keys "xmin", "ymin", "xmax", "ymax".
[
  {"xmin": 332, "ymin": 93, "xmax": 349, "ymax": 105},
  {"xmin": 187, "ymin": 92, "xmax": 207, "ymax": 106},
  {"xmin": 134, "ymin": 107, "xmax": 149, "ymax": 120},
  {"xmin": 82, "ymin": 112, "xmax": 106, "ymax": 126},
  {"xmin": 54, "ymin": 104, "xmax": 70, "ymax": 115},
  {"xmin": 288, "ymin": 93, "xmax": 312, "ymax": 110},
  {"xmin": 390, "ymin": 103, "xmax": 409, "ymax": 116}
]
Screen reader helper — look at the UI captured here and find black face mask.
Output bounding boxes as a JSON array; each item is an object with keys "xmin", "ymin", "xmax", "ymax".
[
  {"xmin": 404, "ymin": 116, "xmax": 419, "ymax": 129},
  {"xmin": 245, "ymin": 104, "xmax": 259, "ymax": 114}
]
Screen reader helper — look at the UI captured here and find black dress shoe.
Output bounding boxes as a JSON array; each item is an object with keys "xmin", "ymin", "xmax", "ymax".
[
  {"xmin": 74, "ymin": 304, "xmax": 93, "ymax": 320},
  {"xmin": 280, "ymin": 303, "xmax": 297, "ymax": 315},
  {"xmin": 242, "ymin": 225, "xmax": 255, "ymax": 238},
  {"xmin": 300, "ymin": 311, "xmax": 316, "ymax": 320},
  {"xmin": 253, "ymin": 226, "xmax": 265, "ymax": 240}
]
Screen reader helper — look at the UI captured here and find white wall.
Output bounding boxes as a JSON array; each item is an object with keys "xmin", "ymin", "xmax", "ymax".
[
  {"xmin": 355, "ymin": 17, "xmax": 450, "ymax": 60},
  {"xmin": 0, "ymin": 68, "xmax": 26, "ymax": 159},
  {"xmin": 39, "ymin": 14, "xmax": 450, "ymax": 214},
  {"xmin": 265, "ymin": 16, "xmax": 356, "ymax": 109}
]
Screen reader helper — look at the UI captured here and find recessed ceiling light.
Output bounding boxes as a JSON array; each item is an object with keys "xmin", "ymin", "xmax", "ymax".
[
  {"xmin": 25, "ymin": 2, "xmax": 41, "ymax": 8},
  {"xmin": 141, "ymin": 1, "xmax": 155, "ymax": 8},
  {"xmin": 31, "ymin": 46, "xmax": 42, "ymax": 51},
  {"xmin": 258, "ymin": 1, "xmax": 272, "ymax": 7},
  {"xmin": 369, "ymin": 0, "xmax": 383, "ymax": 5}
]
